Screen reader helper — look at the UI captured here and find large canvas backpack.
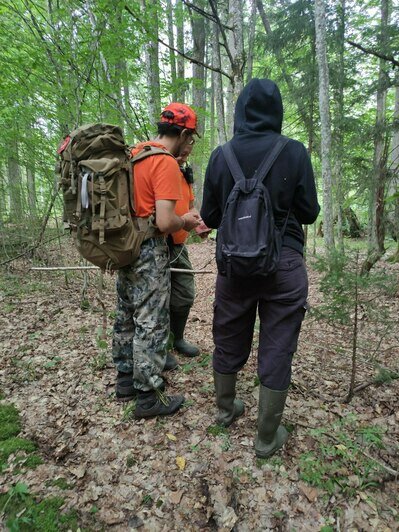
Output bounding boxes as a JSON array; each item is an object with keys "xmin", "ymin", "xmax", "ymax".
[
  {"xmin": 216, "ymin": 137, "xmax": 289, "ymax": 278},
  {"xmin": 56, "ymin": 123, "xmax": 167, "ymax": 270}
]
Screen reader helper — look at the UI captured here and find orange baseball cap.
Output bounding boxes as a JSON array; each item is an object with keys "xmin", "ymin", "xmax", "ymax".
[{"xmin": 160, "ymin": 103, "xmax": 200, "ymax": 136}]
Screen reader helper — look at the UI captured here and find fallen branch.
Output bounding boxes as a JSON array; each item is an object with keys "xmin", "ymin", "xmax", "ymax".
[{"xmin": 30, "ymin": 266, "xmax": 213, "ymax": 274}]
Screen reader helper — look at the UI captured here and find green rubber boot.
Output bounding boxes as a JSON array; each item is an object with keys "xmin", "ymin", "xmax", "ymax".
[
  {"xmin": 170, "ymin": 306, "xmax": 200, "ymax": 357},
  {"xmin": 213, "ymin": 370, "xmax": 245, "ymax": 427},
  {"xmin": 255, "ymin": 385, "xmax": 289, "ymax": 458}
]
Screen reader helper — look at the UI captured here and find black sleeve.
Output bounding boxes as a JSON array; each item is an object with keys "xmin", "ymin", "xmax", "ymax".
[
  {"xmin": 200, "ymin": 152, "xmax": 222, "ymax": 228},
  {"xmin": 292, "ymin": 145, "xmax": 320, "ymax": 225}
]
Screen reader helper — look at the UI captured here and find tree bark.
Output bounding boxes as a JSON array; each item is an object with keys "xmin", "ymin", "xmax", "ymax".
[
  {"xmin": 314, "ymin": 0, "xmax": 335, "ymax": 251},
  {"xmin": 176, "ymin": 0, "xmax": 186, "ymax": 101},
  {"xmin": 362, "ymin": 0, "xmax": 390, "ymax": 274},
  {"xmin": 246, "ymin": 0, "xmax": 257, "ymax": 82},
  {"xmin": 7, "ymin": 138, "xmax": 23, "ymax": 222},
  {"xmin": 190, "ymin": 1, "xmax": 206, "ymax": 135},
  {"xmin": 141, "ymin": 0, "xmax": 161, "ymax": 132},
  {"xmin": 166, "ymin": 0, "xmax": 178, "ymax": 101},
  {"xmin": 26, "ymin": 164, "xmax": 37, "ymax": 219},
  {"xmin": 332, "ymin": 0, "xmax": 346, "ymax": 252},
  {"xmin": 387, "ymin": 84, "xmax": 399, "ymax": 261},
  {"xmin": 212, "ymin": 20, "xmax": 227, "ymax": 144},
  {"xmin": 225, "ymin": 0, "xmax": 245, "ymax": 137}
]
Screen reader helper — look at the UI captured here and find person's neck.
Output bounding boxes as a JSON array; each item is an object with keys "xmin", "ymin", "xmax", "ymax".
[{"xmin": 153, "ymin": 135, "xmax": 178, "ymax": 156}]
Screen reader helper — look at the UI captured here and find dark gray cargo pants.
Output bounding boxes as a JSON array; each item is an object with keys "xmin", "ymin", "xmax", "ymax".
[{"xmin": 212, "ymin": 247, "xmax": 308, "ymax": 390}]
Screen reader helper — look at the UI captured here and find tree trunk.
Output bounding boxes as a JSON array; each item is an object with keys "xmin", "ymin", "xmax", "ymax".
[
  {"xmin": 26, "ymin": 164, "xmax": 37, "ymax": 219},
  {"xmin": 141, "ymin": 0, "xmax": 161, "ymax": 132},
  {"xmin": 191, "ymin": 3, "xmax": 206, "ymax": 135},
  {"xmin": 314, "ymin": 0, "xmax": 335, "ymax": 251},
  {"xmin": 387, "ymin": 83, "xmax": 399, "ymax": 261},
  {"xmin": 176, "ymin": 0, "xmax": 186, "ymax": 101},
  {"xmin": 362, "ymin": 0, "xmax": 390, "ymax": 274},
  {"xmin": 7, "ymin": 139, "xmax": 23, "ymax": 222},
  {"xmin": 166, "ymin": 0, "xmax": 178, "ymax": 101},
  {"xmin": 332, "ymin": 0, "xmax": 346, "ymax": 252},
  {"xmin": 212, "ymin": 21, "xmax": 227, "ymax": 144},
  {"xmin": 226, "ymin": 0, "xmax": 245, "ymax": 137},
  {"xmin": 246, "ymin": 0, "xmax": 257, "ymax": 82}
]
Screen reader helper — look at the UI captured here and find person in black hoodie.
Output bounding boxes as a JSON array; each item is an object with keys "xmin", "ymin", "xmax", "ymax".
[{"xmin": 200, "ymin": 78, "xmax": 320, "ymax": 458}]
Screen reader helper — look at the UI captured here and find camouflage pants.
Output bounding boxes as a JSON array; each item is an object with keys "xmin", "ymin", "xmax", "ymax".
[{"xmin": 112, "ymin": 237, "xmax": 170, "ymax": 391}]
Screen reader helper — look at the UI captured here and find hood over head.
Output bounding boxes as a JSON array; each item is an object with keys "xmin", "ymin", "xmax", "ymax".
[{"xmin": 233, "ymin": 78, "xmax": 283, "ymax": 134}]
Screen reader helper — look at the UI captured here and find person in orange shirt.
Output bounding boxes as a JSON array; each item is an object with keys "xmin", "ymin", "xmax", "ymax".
[
  {"xmin": 112, "ymin": 103, "xmax": 201, "ymax": 418},
  {"xmin": 168, "ymin": 144, "xmax": 204, "ymax": 359}
]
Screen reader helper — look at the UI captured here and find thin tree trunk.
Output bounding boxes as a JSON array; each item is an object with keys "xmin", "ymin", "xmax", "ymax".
[
  {"xmin": 226, "ymin": 0, "xmax": 245, "ymax": 137},
  {"xmin": 7, "ymin": 139, "xmax": 23, "ymax": 223},
  {"xmin": 212, "ymin": 21, "xmax": 227, "ymax": 144},
  {"xmin": 246, "ymin": 0, "xmax": 257, "ymax": 82},
  {"xmin": 333, "ymin": 0, "xmax": 346, "ymax": 253},
  {"xmin": 387, "ymin": 84, "xmax": 399, "ymax": 261},
  {"xmin": 210, "ymin": 69, "xmax": 216, "ymax": 150},
  {"xmin": 176, "ymin": 0, "xmax": 186, "ymax": 101},
  {"xmin": 314, "ymin": 0, "xmax": 335, "ymax": 252},
  {"xmin": 166, "ymin": 0, "xmax": 178, "ymax": 101},
  {"xmin": 362, "ymin": 0, "xmax": 390, "ymax": 274},
  {"xmin": 26, "ymin": 164, "xmax": 37, "ymax": 219},
  {"xmin": 141, "ymin": 0, "xmax": 161, "ymax": 131},
  {"xmin": 191, "ymin": 3, "xmax": 206, "ymax": 134}
]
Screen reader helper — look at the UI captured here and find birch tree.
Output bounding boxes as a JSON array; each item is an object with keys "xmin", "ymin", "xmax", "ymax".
[
  {"xmin": 141, "ymin": 0, "xmax": 161, "ymax": 130},
  {"xmin": 387, "ymin": 84, "xmax": 399, "ymax": 262},
  {"xmin": 314, "ymin": 0, "xmax": 335, "ymax": 251}
]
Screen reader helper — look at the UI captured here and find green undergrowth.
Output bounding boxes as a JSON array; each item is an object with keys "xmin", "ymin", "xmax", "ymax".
[
  {"xmin": 0, "ymin": 483, "xmax": 78, "ymax": 532},
  {"xmin": 0, "ymin": 400, "xmax": 81, "ymax": 530},
  {"xmin": 298, "ymin": 415, "xmax": 386, "ymax": 497},
  {"xmin": 0, "ymin": 402, "xmax": 41, "ymax": 473}
]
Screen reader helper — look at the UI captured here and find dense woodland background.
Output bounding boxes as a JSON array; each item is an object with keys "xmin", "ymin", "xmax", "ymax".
[
  {"xmin": 0, "ymin": 0, "xmax": 398, "ymax": 271},
  {"xmin": 1, "ymin": 2, "xmax": 399, "ymax": 530}
]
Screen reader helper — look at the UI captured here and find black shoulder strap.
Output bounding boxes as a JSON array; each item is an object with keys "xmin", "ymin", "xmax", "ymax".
[
  {"xmin": 221, "ymin": 142, "xmax": 246, "ymax": 184},
  {"xmin": 254, "ymin": 136, "xmax": 289, "ymax": 184},
  {"xmin": 222, "ymin": 137, "xmax": 289, "ymax": 185}
]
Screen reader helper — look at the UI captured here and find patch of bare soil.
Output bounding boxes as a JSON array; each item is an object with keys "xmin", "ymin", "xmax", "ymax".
[{"xmin": 0, "ymin": 239, "xmax": 398, "ymax": 530}]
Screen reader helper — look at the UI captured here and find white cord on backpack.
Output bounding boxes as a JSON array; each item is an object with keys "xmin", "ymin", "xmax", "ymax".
[{"xmin": 81, "ymin": 170, "xmax": 90, "ymax": 209}]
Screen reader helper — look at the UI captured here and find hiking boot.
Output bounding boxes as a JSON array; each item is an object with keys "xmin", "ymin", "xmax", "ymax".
[
  {"xmin": 115, "ymin": 372, "xmax": 137, "ymax": 402},
  {"xmin": 164, "ymin": 352, "xmax": 179, "ymax": 371},
  {"xmin": 255, "ymin": 385, "xmax": 289, "ymax": 458},
  {"xmin": 134, "ymin": 391, "xmax": 185, "ymax": 418},
  {"xmin": 115, "ymin": 372, "xmax": 165, "ymax": 401},
  {"xmin": 171, "ymin": 307, "xmax": 200, "ymax": 357},
  {"xmin": 214, "ymin": 370, "xmax": 245, "ymax": 427}
]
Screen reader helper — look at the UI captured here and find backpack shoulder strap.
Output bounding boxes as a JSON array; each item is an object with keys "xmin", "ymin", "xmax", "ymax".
[
  {"xmin": 254, "ymin": 136, "xmax": 289, "ymax": 184},
  {"xmin": 130, "ymin": 145, "xmax": 174, "ymax": 163},
  {"xmin": 221, "ymin": 142, "xmax": 246, "ymax": 184}
]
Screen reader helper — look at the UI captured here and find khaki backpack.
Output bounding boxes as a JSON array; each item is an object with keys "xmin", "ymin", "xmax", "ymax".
[{"xmin": 56, "ymin": 123, "xmax": 169, "ymax": 270}]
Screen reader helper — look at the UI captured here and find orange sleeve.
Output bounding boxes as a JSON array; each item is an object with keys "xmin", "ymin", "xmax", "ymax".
[
  {"xmin": 189, "ymin": 185, "xmax": 195, "ymax": 203},
  {"xmin": 151, "ymin": 155, "xmax": 182, "ymax": 201}
]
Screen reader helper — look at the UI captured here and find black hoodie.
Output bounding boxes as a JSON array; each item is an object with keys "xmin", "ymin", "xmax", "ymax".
[{"xmin": 200, "ymin": 78, "xmax": 320, "ymax": 255}]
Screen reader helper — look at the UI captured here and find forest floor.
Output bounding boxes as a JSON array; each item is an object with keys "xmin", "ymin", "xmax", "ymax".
[{"xmin": 0, "ymin": 237, "xmax": 398, "ymax": 531}]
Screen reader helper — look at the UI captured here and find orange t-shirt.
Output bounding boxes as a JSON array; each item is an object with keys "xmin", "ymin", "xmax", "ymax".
[
  {"xmin": 130, "ymin": 141, "xmax": 182, "ymax": 217},
  {"xmin": 172, "ymin": 175, "xmax": 195, "ymax": 244}
]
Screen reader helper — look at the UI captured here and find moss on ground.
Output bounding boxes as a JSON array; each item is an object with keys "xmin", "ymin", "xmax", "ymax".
[
  {"xmin": 0, "ymin": 403, "xmax": 21, "ymax": 440},
  {"xmin": 0, "ymin": 400, "xmax": 81, "ymax": 529},
  {"xmin": 0, "ymin": 437, "xmax": 37, "ymax": 471},
  {"xmin": 0, "ymin": 488, "xmax": 79, "ymax": 531}
]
